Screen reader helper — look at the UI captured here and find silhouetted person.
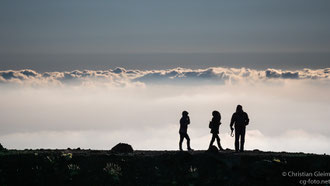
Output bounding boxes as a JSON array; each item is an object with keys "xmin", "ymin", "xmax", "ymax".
[
  {"xmin": 179, "ymin": 111, "xmax": 193, "ymax": 151},
  {"xmin": 230, "ymin": 105, "xmax": 249, "ymax": 152},
  {"xmin": 209, "ymin": 111, "xmax": 224, "ymax": 151}
]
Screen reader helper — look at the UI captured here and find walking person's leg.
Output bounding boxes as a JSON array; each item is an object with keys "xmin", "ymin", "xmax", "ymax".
[
  {"xmin": 209, "ymin": 134, "xmax": 215, "ymax": 149},
  {"xmin": 179, "ymin": 133, "xmax": 184, "ymax": 151},
  {"xmin": 215, "ymin": 134, "xmax": 224, "ymax": 150},
  {"xmin": 185, "ymin": 133, "xmax": 192, "ymax": 150},
  {"xmin": 240, "ymin": 127, "xmax": 246, "ymax": 152},
  {"xmin": 235, "ymin": 128, "xmax": 240, "ymax": 152}
]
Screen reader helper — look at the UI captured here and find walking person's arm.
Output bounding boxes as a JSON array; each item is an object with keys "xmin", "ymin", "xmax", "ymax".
[
  {"xmin": 230, "ymin": 113, "xmax": 235, "ymax": 130},
  {"xmin": 245, "ymin": 113, "xmax": 249, "ymax": 126}
]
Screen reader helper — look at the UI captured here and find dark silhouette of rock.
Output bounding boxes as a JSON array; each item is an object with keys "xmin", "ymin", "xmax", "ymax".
[
  {"xmin": 207, "ymin": 145, "xmax": 219, "ymax": 153},
  {"xmin": 253, "ymin": 149, "xmax": 261, "ymax": 153},
  {"xmin": 0, "ymin": 143, "xmax": 6, "ymax": 151},
  {"xmin": 111, "ymin": 143, "xmax": 134, "ymax": 153}
]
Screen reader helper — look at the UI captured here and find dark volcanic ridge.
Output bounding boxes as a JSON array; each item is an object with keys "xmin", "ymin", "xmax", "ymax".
[{"xmin": 1, "ymin": 144, "xmax": 329, "ymax": 186}]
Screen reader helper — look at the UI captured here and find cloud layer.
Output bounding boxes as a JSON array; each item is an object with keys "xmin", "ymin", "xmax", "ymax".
[
  {"xmin": 0, "ymin": 67, "xmax": 330, "ymax": 153},
  {"xmin": 1, "ymin": 67, "xmax": 329, "ymax": 86}
]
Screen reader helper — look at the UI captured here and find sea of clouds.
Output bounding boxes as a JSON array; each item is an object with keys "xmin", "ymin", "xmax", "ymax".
[
  {"xmin": 0, "ymin": 67, "xmax": 329, "ymax": 86},
  {"xmin": 0, "ymin": 67, "xmax": 329, "ymax": 154}
]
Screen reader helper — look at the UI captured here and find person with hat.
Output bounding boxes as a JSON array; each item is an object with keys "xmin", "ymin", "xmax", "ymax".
[{"xmin": 179, "ymin": 111, "xmax": 193, "ymax": 151}]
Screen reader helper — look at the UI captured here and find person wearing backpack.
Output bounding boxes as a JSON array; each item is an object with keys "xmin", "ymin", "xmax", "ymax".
[
  {"xmin": 179, "ymin": 111, "xmax": 193, "ymax": 151},
  {"xmin": 209, "ymin": 110, "xmax": 224, "ymax": 151},
  {"xmin": 230, "ymin": 105, "xmax": 249, "ymax": 152}
]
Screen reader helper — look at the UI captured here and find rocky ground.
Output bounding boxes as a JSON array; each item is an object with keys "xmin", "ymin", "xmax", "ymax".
[{"xmin": 0, "ymin": 145, "xmax": 329, "ymax": 186}]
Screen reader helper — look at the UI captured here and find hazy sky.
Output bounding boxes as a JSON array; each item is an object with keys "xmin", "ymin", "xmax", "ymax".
[
  {"xmin": 0, "ymin": 1, "xmax": 330, "ymax": 153},
  {"xmin": 1, "ymin": 0, "xmax": 330, "ymax": 70},
  {"xmin": 0, "ymin": 67, "xmax": 330, "ymax": 153}
]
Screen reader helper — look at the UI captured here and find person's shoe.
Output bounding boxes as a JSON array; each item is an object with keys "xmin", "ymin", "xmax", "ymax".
[
  {"xmin": 179, "ymin": 148, "xmax": 183, "ymax": 151},
  {"xmin": 219, "ymin": 146, "xmax": 224, "ymax": 151},
  {"xmin": 188, "ymin": 148, "xmax": 194, "ymax": 151}
]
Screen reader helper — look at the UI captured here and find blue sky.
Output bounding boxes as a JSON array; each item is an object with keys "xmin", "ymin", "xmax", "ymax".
[{"xmin": 1, "ymin": 0, "xmax": 330, "ymax": 70}]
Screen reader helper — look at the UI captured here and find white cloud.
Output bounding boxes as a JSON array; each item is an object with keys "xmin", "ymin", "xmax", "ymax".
[
  {"xmin": 1, "ymin": 67, "xmax": 329, "ymax": 86},
  {"xmin": 0, "ymin": 67, "xmax": 329, "ymax": 153}
]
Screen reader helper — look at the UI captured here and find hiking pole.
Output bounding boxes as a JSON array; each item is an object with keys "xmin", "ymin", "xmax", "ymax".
[{"xmin": 230, "ymin": 128, "xmax": 234, "ymax": 137}]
